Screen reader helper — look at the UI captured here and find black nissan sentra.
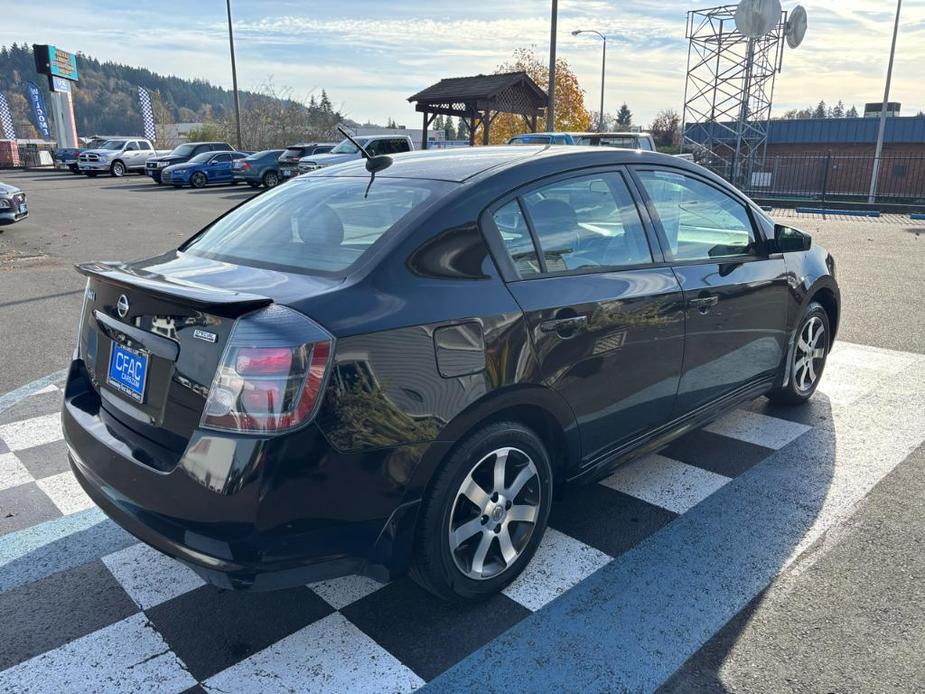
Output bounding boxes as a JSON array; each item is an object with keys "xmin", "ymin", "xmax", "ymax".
[{"xmin": 63, "ymin": 146, "xmax": 839, "ymax": 600}]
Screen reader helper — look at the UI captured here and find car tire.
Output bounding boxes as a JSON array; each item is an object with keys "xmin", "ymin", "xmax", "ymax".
[
  {"xmin": 410, "ymin": 421, "xmax": 553, "ymax": 601},
  {"xmin": 263, "ymin": 171, "xmax": 279, "ymax": 188},
  {"xmin": 111, "ymin": 161, "xmax": 125, "ymax": 177},
  {"xmin": 767, "ymin": 301, "xmax": 830, "ymax": 405},
  {"xmin": 190, "ymin": 172, "xmax": 207, "ymax": 189}
]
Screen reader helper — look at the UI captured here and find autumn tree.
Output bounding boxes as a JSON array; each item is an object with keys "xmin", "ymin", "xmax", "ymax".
[
  {"xmin": 615, "ymin": 103, "xmax": 632, "ymax": 130},
  {"xmin": 477, "ymin": 47, "xmax": 591, "ymax": 144},
  {"xmin": 649, "ymin": 108, "xmax": 681, "ymax": 147}
]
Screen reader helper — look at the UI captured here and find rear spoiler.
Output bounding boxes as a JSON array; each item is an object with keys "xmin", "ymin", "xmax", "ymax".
[{"xmin": 76, "ymin": 262, "xmax": 272, "ymax": 315}]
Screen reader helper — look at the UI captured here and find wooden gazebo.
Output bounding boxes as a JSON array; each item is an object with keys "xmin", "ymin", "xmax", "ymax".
[{"xmin": 408, "ymin": 72, "xmax": 547, "ymax": 149}]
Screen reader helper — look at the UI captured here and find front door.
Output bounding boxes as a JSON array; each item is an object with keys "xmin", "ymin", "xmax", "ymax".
[
  {"xmin": 489, "ymin": 169, "xmax": 686, "ymax": 464},
  {"xmin": 210, "ymin": 153, "xmax": 233, "ymax": 182},
  {"xmin": 632, "ymin": 167, "xmax": 790, "ymax": 415}
]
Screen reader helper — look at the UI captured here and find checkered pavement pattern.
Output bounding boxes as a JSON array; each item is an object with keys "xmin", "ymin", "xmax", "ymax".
[{"xmin": 0, "ymin": 342, "xmax": 921, "ymax": 693}]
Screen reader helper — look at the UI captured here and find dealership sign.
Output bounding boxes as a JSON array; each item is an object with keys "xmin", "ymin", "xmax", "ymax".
[
  {"xmin": 33, "ymin": 44, "xmax": 79, "ymax": 83},
  {"xmin": 27, "ymin": 82, "xmax": 52, "ymax": 140}
]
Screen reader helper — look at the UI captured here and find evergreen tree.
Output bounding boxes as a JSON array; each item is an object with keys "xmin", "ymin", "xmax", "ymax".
[
  {"xmin": 615, "ymin": 103, "xmax": 632, "ymax": 130},
  {"xmin": 444, "ymin": 116, "xmax": 455, "ymax": 140},
  {"xmin": 812, "ymin": 100, "xmax": 827, "ymax": 119},
  {"xmin": 831, "ymin": 100, "xmax": 845, "ymax": 118},
  {"xmin": 846, "ymin": 105, "xmax": 859, "ymax": 118}
]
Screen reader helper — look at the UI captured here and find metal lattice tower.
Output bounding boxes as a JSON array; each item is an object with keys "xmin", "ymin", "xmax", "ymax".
[{"xmin": 681, "ymin": 5, "xmax": 787, "ymax": 187}]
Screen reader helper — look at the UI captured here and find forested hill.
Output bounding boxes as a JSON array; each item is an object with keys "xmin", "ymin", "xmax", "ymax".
[{"xmin": 0, "ymin": 43, "xmax": 326, "ymax": 139}]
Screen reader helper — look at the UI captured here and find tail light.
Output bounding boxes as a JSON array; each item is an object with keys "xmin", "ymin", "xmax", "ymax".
[
  {"xmin": 201, "ymin": 305, "xmax": 333, "ymax": 434},
  {"xmin": 240, "ymin": 162, "xmax": 251, "ymax": 170}
]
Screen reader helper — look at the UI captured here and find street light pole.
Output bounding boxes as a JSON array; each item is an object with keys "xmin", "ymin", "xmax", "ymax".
[
  {"xmin": 573, "ymin": 30, "xmax": 607, "ymax": 132},
  {"xmin": 546, "ymin": 0, "xmax": 558, "ymax": 132},
  {"xmin": 867, "ymin": 0, "xmax": 902, "ymax": 204},
  {"xmin": 225, "ymin": 0, "xmax": 243, "ymax": 150}
]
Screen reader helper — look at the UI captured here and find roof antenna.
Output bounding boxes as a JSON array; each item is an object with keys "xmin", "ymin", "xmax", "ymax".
[{"xmin": 336, "ymin": 125, "xmax": 393, "ymax": 198}]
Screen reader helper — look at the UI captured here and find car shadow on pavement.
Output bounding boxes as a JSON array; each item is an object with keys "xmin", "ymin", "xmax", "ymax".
[{"xmin": 655, "ymin": 393, "xmax": 839, "ymax": 692}]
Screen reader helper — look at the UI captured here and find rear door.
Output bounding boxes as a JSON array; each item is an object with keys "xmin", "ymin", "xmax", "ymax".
[
  {"xmin": 486, "ymin": 168, "xmax": 686, "ymax": 465},
  {"xmin": 631, "ymin": 167, "xmax": 789, "ymax": 415}
]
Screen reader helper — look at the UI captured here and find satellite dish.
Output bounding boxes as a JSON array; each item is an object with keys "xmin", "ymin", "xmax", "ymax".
[
  {"xmin": 735, "ymin": 0, "xmax": 782, "ymax": 37},
  {"xmin": 786, "ymin": 5, "xmax": 808, "ymax": 48}
]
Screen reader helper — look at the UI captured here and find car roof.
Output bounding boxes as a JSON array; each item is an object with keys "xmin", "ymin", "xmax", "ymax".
[
  {"xmin": 183, "ymin": 141, "xmax": 230, "ymax": 146},
  {"xmin": 316, "ymin": 145, "xmax": 693, "ymax": 184},
  {"xmin": 568, "ymin": 131, "xmax": 653, "ymax": 138},
  {"xmin": 287, "ymin": 142, "xmax": 334, "ymax": 147}
]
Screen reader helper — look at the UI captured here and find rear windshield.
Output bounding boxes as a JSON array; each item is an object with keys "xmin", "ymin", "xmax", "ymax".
[
  {"xmin": 183, "ymin": 176, "xmax": 454, "ymax": 274},
  {"xmin": 281, "ymin": 148, "xmax": 306, "ymax": 159}
]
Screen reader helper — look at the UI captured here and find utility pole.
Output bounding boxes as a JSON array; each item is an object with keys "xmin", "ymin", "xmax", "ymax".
[
  {"xmin": 226, "ymin": 0, "xmax": 243, "ymax": 150},
  {"xmin": 868, "ymin": 0, "xmax": 902, "ymax": 204},
  {"xmin": 573, "ymin": 30, "xmax": 607, "ymax": 132},
  {"xmin": 546, "ymin": 0, "xmax": 558, "ymax": 132}
]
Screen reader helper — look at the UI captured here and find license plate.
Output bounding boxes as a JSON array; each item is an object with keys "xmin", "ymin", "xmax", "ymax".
[
  {"xmin": 107, "ymin": 343, "xmax": 149, "ymax": 402},
  {"xmin": 282, "ymin": 169, "xmax": 293, "ymax": 177},
  {"xmin": 17, "ymin": 203, "xmax": 27, "ymax": 215}
]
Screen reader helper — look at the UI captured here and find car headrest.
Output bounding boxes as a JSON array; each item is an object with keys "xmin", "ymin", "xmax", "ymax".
[
  {"xmin": 530, "ymin": 199, "xmax": 578, "ymax": 237},
  {"xmin": 298, "ymin": 204, "xmax": 344, "ymax": 247}
]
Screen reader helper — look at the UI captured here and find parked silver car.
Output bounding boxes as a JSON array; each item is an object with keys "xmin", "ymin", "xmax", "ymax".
[
  {"xmin": 297, "ymin": 135, "xmax": 414, "ymax": 173},
  {"xmin": 0, "ymin": 181, "xmax": 28, "ymax": 225}
]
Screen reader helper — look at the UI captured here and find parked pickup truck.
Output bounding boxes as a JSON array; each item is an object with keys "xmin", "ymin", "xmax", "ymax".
[
  {"xmin": 297, "ymin": 135, "xmax": 414, "ymax": 173},
  {"xmin": 78, "ymin": 138, "xmax": 169, "ymax": 177},
  {"xmin": 145, "ymin": 141, "xmax": 235, "ymax": 184}
]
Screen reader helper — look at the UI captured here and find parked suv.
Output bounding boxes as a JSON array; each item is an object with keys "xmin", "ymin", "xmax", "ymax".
[
  {"xmin": 298, "ymin": 135, "xmax": 414, "ymax": 172},
  {"xmin": 278, "ymin": 143, "xmax": 335, "ymax": 180},
  {"xmin": 0, "ymin": 181, "xmax": 28, "ymax": 224},
  {"xmin": 78, "ymin": 138, "xmax": 168, "ymax": 177},
  {"xmin": 64, "ymin": 146, "xmax": 839, "ymax": 601},
  {"xmin": 146, "ymin": 142, "xmax": 235, "ymax": 184}
]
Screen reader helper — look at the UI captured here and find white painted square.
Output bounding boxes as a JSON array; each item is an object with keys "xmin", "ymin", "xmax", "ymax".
[
  {"xmin": 704, "ymin": 409, "xmax": 810, "ymax": 450},
  {"xmin": 35, "ymin": 471, "xmax": 95, "ymax": 515},
  {"xmin": 0, "ymin": 612, "xmax": 196, "ymax": 693},
  {"xmin": 32, "ymin": 383, "xmax": 61, "ymax": 396},
  {"xmin": 0, "ymin": 452, "xmax": 33, "ymax": 492},
  {"xmin": 600, "ymin": 453, "xmax": 731, "ymax": 515},
  {"xmin": 502, "ymin": 528, "xmax": 611, "ymax": 612},
  {"xmin": 102, "ymin": 542, "xmax": 205, "ymax": 610},
  {"xmin": 309, "ymin": 574, "xmax": 385, "ymax": 610},
  {"xmin": 0, "ymin": 413, "xmax": 63, "ymax": 452},
  {"xmin": 205, "ymin": 612, "xmax": 424, "ymax": 693}
]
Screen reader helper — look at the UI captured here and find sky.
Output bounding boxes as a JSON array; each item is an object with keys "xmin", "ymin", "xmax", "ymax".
[{"xmin": 3, "ymin": 0, "xmax": 924, "ymax": 128}]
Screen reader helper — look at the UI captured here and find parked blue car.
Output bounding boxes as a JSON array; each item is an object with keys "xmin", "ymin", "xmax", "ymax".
[
  {"xmin": 232, "ymin": 149, "xmax": 285, "ymax": 188},
  {"xmin": 162, "ymin": 151, "xmax": 250, "ymax": 188}
]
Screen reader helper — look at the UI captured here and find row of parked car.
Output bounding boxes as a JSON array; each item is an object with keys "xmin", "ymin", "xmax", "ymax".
[{"xmin": 54, "ymin": 134, "xmax": 417, "ymax": 190}]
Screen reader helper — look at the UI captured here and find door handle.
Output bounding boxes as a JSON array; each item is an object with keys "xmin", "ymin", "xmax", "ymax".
[
  {"xmin": 688, "ymin": 295, "xmax": 719, "ymax": 313},
  {"xmin": 541, "ymin": 314, "xmax": 588, "ymax": 337}
]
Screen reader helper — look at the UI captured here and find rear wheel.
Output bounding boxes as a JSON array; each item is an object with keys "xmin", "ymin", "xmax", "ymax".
[
  {"xmin": 768, "ymin": 301, "xmax": 830, "ymax": 405},
  {"xmin": 263, "ymin": 170, "xmax": 279, "ymax": 188},
  {"xmin": 410, "ymin": 422, "xmax": 552, "ymax": 601},
  {"xmin": 110, "ymin": 161, "xmax": 125, "ymax": 177},
  {"xmin": 190, "ymin": 172, "xmax": 207, "ymax": 189}
]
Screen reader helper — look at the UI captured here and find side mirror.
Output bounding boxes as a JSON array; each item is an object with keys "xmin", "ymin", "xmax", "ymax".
[{"xmin": 770, "ymin": 224, "xmax": 812, "ymax": 253}]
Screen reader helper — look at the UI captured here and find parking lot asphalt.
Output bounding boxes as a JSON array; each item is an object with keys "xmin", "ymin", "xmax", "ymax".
[{"xmin": 1, "ymin": 167, "xmax": 924, "ymax": 691}]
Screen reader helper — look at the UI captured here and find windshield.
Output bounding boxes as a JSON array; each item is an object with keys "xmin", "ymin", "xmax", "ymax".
[
  {"xmin": 170, "ymin": 144, "xmax": 196, "ymax": 157},
  {"xmin": 188, "ymin": 152, "xmax": 213, "ymax": 163},
  {"xmin": 99, "ymin": 140, "xmax": 126, "ymax": 150},
  {"xmin": 329, "ymin": 137, "xmax": 370, "ymax": 155},
  {"xmin": 183, "ymin": 176, "xmax": 453, "ymax": 274}
]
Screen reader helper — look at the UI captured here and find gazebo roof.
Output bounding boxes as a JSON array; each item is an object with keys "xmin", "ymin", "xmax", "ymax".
[{"xmin": 408, "ymin": 71, "xmax": 547, "ymax": 110}]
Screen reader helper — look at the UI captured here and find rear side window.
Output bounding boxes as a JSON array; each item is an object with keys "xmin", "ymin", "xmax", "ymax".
[
  {"xmin": 183, "ymin": 177, "xmax": 453, "ymax": 275},
  {"xmin": 510, "ymin": 172, "xmax": 652, "ymax": 276},
  {"xmin": 493, "ymin": 200, "xmax": 538, "ymax": 276},
  {"xmin": 636, "ymin": 170, "xmax": 757, "ymax": 261}
]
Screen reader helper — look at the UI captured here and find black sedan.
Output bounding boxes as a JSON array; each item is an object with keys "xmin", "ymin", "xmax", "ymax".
[{"xmin": 63, "ymin": 146, "xmax": 839, "ymax": 600}]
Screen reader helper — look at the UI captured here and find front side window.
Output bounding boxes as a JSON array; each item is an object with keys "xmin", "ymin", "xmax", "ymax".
[
  {"xmin": 515, "ymin": 172, "xmax": 652, "ymax": 275},
  {"xmin": 212, "ymin": 153, "xmax": 232, "ymax": 163},
  {"xmin": 636, "ymin": 170, "xmax": 757, "ymax": 261},
  {"xmin": 330, "ymin": 138, "xmax": 368, "ymax": 155},
  {"xmin": 183, "ymin": 177, "xmax": 453, "ymax": 275}
]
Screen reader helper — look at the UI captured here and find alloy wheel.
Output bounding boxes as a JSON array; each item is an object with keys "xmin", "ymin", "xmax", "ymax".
[
  {"xmin": 448, "ymin": 446, "xmax": 541, "ymax": 580},
  {"xmin": 793, "ymin": 315, "xmax": 826, "ymax": 392},
  {"xmin": 265, "ymin": 171, "xmax": 279, "ymax": 187},
  {"xmin": 191, "ymin": 173, "xmax": 206, "ymax": 189},
  {"xmin": 112, "ymin": 162, "xmax": 125, "ymax": 177}
]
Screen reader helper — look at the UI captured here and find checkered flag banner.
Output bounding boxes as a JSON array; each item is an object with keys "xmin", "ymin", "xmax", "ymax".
[
  {"xmin": 0, "ymin": 92, "xmax": 16, "ymax": 140},
  {"xmin": 137, "ymin": 87, "xmax": 156, "ymax": 143}
]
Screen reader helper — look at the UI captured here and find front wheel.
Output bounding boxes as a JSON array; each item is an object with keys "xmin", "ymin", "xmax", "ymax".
[
  {"xmin": 411, "ymin": 422, "xmax": 553, "ymax": 601},
  {"xmin": 110, "ymin": 161, "xmax": 125, "ymax": 177},
  {"xmin": 190, "ymin": 172, "xmax": 207, "ymax": 189},
  {"xmin": 767, "ymin": 301, "xmax": 830, "ymax": 405}
]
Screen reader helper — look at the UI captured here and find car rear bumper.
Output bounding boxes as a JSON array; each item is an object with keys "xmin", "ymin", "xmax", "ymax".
[{"xmin": 62, "ymin": 359, "xmax": 423, "ymax": 590}]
